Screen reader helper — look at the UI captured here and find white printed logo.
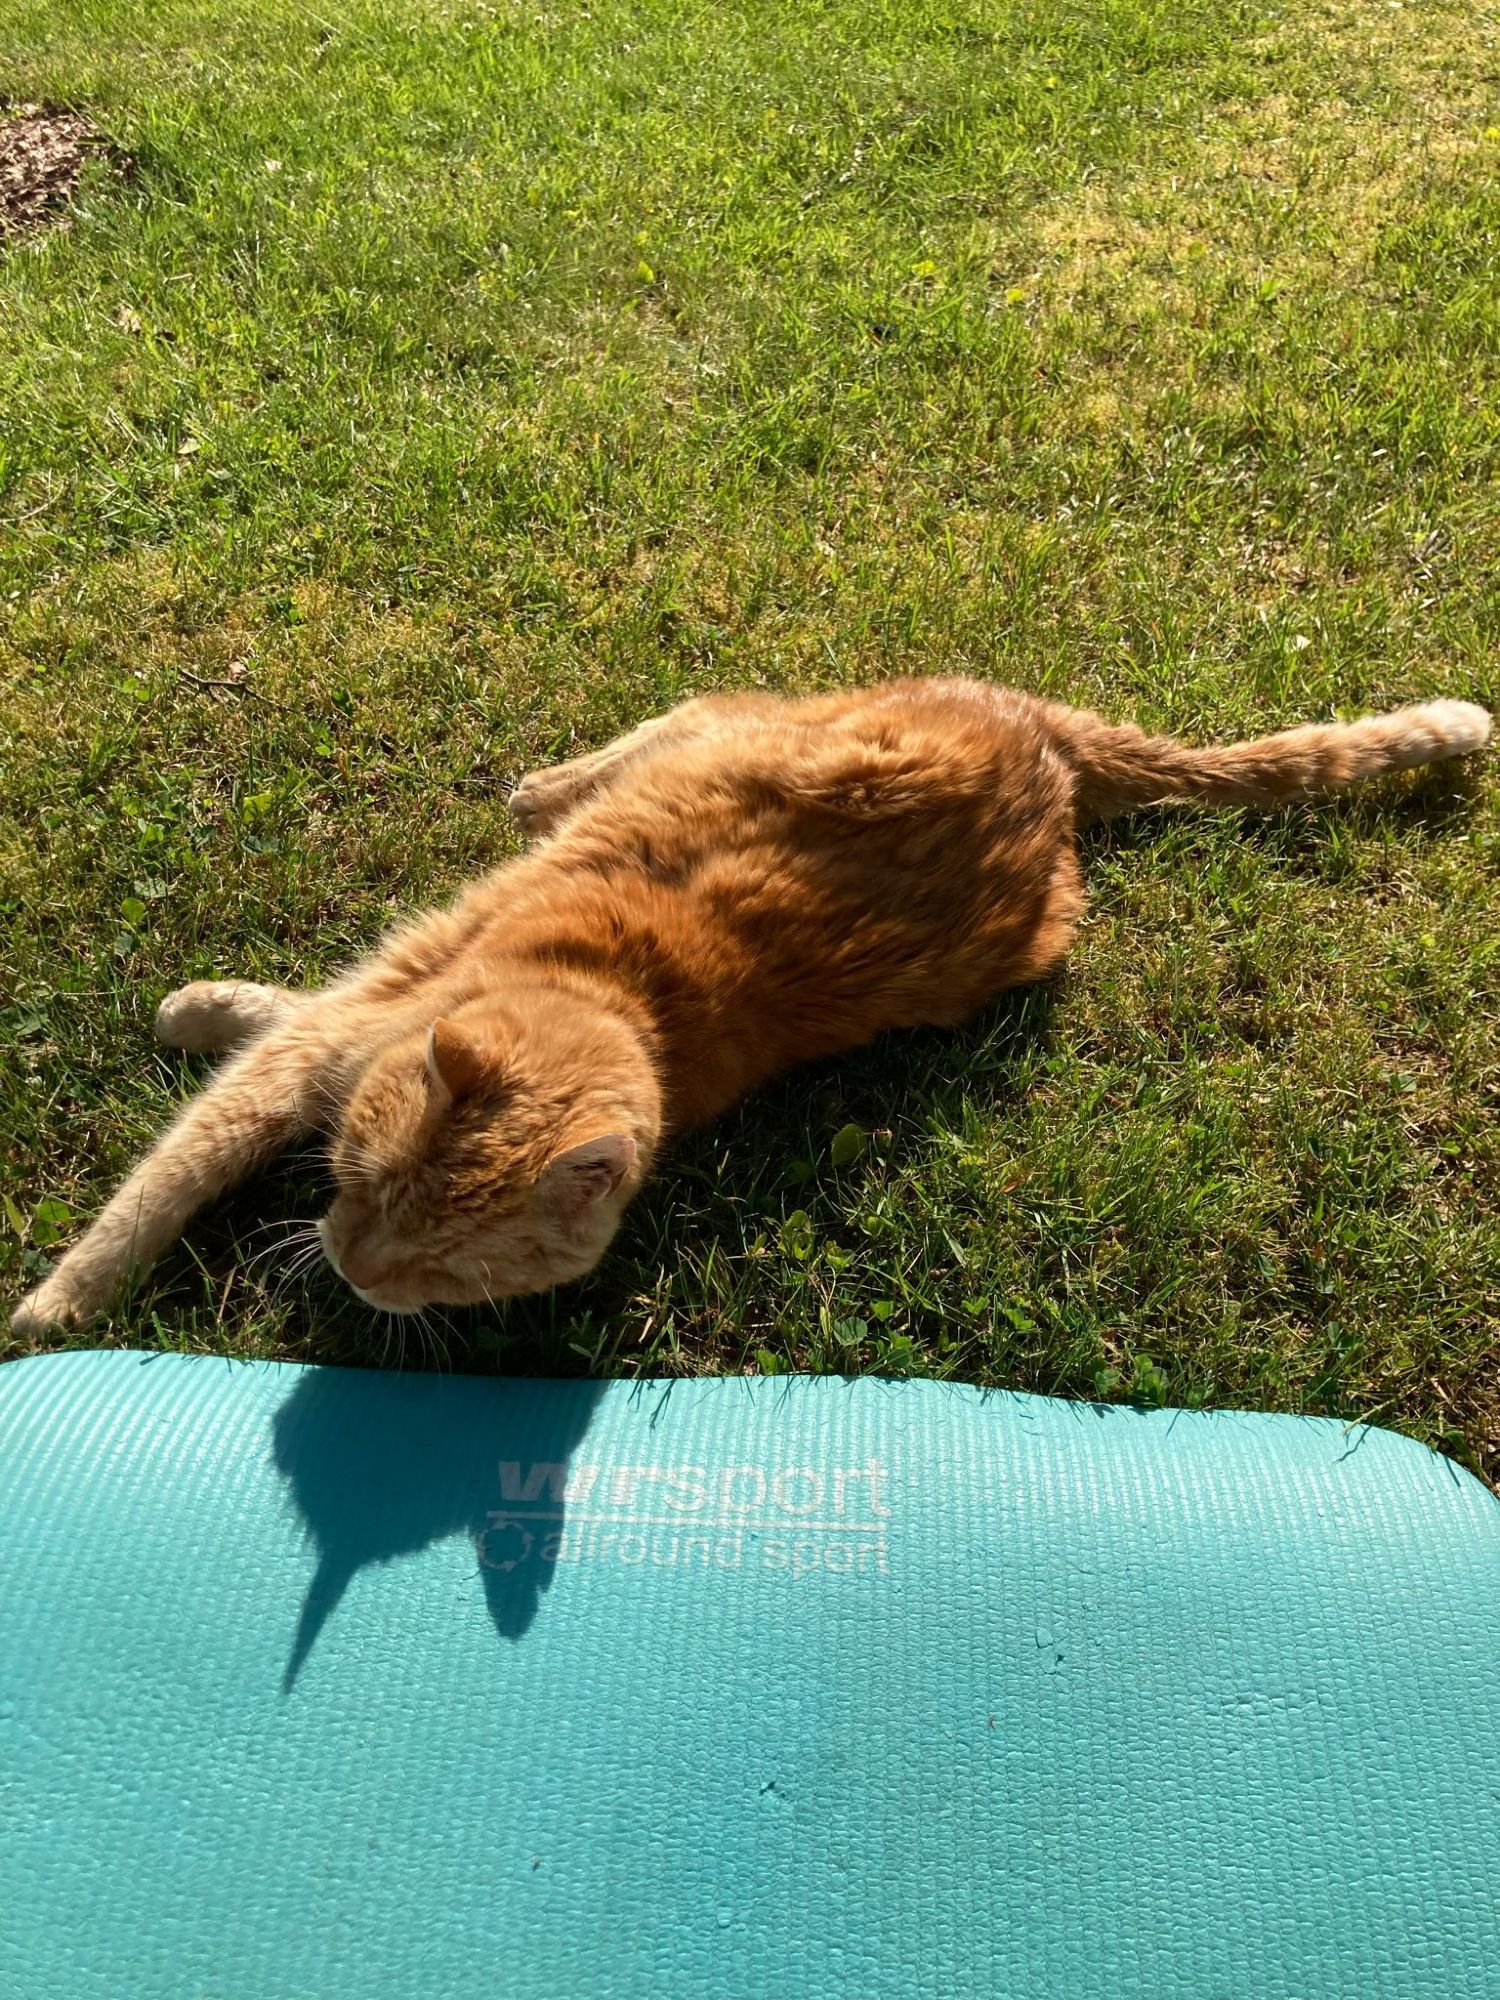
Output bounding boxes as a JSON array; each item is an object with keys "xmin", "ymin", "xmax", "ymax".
[{"xmin": 478, "ymin": 1457, "xmax": 892, "ymax": 1580}]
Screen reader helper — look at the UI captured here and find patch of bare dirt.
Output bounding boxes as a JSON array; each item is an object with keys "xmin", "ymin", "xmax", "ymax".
[{"xmin": 0, "ymin": 102, "xmax": 119, "ymax": 241}]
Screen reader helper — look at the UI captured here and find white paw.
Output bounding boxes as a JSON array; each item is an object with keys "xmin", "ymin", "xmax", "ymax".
[
  {"xmin": 155, "ymin": 983, "xmax": 211, "ymax": 1047},
  {"xmin": 509, "ymin": 772, "xmax": 574, "ymax": 837},
  {"xmin": 155, "ymin": 980, "xmax": 274, "ymax": 1052},
  {"xmin": 10, "ymin": 1279, "xmax": 84, "ymax": 1337}
]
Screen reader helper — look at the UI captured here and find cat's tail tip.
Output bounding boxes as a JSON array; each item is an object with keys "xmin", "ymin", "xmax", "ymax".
[{"xmin": 1396, "ymin": 698, "xmax": 1492, "ymax": 764}]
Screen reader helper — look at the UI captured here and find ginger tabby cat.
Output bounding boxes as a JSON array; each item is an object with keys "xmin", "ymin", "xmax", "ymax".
[{"xmin": 11, "ymin": 677, "xmax": 1489, "ymax": 1332}]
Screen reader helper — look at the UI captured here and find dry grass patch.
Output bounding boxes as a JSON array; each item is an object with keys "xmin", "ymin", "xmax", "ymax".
[{"xmin": 1032, "ymin": 0, "xmax": 1499, "ymax": 309}]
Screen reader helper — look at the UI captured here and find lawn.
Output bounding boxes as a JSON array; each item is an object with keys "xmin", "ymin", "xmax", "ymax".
[{"xmin": 2, "ymin": 0, "xmax": 1496, "ymax": 1476}]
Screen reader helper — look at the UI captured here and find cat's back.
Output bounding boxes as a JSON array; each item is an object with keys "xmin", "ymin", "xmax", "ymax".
[
  {"xmin": 488, "ymin": 680, "xmax": 1084, "ymax": 1118},
  {"xmin": 559, "ymin": 678, "xmax": 1069, "ymax": 887},
  {"xmin": 534, "ymin": 678, "xmax": 1077, "ymax": 982}
]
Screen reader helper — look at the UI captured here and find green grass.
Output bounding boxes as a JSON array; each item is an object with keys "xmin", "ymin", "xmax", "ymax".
[{"xmin": 2, "ymin": 0, "xmax": 1497, "ymax": 1476}]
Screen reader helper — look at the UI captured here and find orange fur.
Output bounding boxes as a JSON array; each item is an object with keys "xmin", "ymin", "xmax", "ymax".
[{"xmin": 11, "ymin": 678, "xmax": 1488, "ymax": 1330}]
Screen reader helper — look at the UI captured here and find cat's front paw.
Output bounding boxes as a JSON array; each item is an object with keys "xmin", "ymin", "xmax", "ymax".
[{"xmin": 10, "ymin": 1277, "xmax": 88, "ymax": 1338}]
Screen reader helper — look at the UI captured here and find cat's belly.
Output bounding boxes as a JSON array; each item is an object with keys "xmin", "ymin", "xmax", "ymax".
[{"xmin": 650, "ymin": 846, "xmax": 1083, "ymax": 1126}]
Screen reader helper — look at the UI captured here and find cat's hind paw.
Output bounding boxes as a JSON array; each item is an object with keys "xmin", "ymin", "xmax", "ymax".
[
  {"xmin": 509, "ymin": 770, "xmax": 582, "ymax": 838},
  {"xmin": 155, "ymin": 980, "xmax": 286, "ymax": 1052}
]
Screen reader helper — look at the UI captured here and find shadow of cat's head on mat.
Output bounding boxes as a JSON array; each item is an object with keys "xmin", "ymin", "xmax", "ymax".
[{"xmin": 271, "ymin": 1365, "xmax": 609, "ymax": 1690}]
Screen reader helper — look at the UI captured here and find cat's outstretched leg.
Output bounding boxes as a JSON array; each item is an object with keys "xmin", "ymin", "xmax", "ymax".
[
  {"xmin": 509, "ymin": 692, "xmax": 779, "ymax": 835},
  {"xmin": 154, "ymin": 979, "xmax": 299, "ymax": 1052},
  {"xmin": 10, "ymin": 1022, "xmax": 331, "ymax": 1336},
  {"xmin": 509, "ymin": 718, "xmax": 675, "ymax": 835}
]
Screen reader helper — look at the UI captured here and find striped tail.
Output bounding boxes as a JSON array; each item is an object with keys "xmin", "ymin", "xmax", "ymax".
[{"xmin": 1044, "ymin": 698, "xmax": 1491, "ymax": 825}]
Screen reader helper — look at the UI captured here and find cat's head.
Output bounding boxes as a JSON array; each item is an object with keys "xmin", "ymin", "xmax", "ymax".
[{"xmin": 319, "ymin": 996, "xmax": 657, "ymax": 1313}]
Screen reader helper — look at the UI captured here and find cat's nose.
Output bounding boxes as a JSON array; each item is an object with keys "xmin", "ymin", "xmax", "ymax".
[
  {"xmin": 317, "ymin": 1218, "xmax": 385, "ymax": 1292},
  {"xmin": 337, "ymin": 1245, "xmax": 386, "ymax": 1291}
]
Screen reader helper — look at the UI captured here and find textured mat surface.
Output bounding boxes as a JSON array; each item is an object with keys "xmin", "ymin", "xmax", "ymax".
[{"xmin": 1, "ymin": 1351, "xmax": 1498, "ymax": 1999}]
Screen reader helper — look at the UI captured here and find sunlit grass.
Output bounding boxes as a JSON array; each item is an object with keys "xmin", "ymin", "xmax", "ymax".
[{"xmin": 2, "ymin": 0, "xmax": 1496, "ymax": 1476}]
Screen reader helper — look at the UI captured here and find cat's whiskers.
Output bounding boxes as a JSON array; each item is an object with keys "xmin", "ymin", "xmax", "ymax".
[
  {"xmin": 245, "ymin": 1219, "xmax": 329, "ymax": 1304},
  {"xmin": 475, "ymin": 1263, "xmax": 503, "ymax": 1324},
  {"xmin": 412, "ymin": 1307, "xmax": 439, "ymax": 1372},
  {"xmin": 387, "ymin": 1309, "xmax": 411, "ymax": 1372},
  {"xmin": 284, "ymin": 1239, "xmax": 328, "ymax": 1283},
  {"xmin": 238, "ymin": 1215, "xmax": 311, "ymax": 1244},
  {"xmin": 242, "ymin": 1220, "xmax": 318, "ymax": 1277}
]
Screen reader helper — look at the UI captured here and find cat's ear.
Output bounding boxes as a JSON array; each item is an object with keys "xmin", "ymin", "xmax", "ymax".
[
  {"xmin": 538, "ymin": 1133, "xmax": 638, "ymax": 1228},
  {"xmin": 425, "ymin": 1019, "xmax": 495, "ymax": 1102}
]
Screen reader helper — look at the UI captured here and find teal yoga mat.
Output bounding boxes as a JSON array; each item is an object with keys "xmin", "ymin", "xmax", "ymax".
[{"xmin": 2, "ymin": 1350, "xmax": 1497, "ymax": 1998}]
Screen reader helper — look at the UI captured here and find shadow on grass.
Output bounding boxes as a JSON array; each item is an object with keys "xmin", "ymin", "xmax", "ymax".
[
  {"xmin": 124, "ymin": 975, "xmax": 1059, "ymax": 1373},
  {"xmin": 1080, "ymin": 763, "xmax": 1485, "ymax": 871}
]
